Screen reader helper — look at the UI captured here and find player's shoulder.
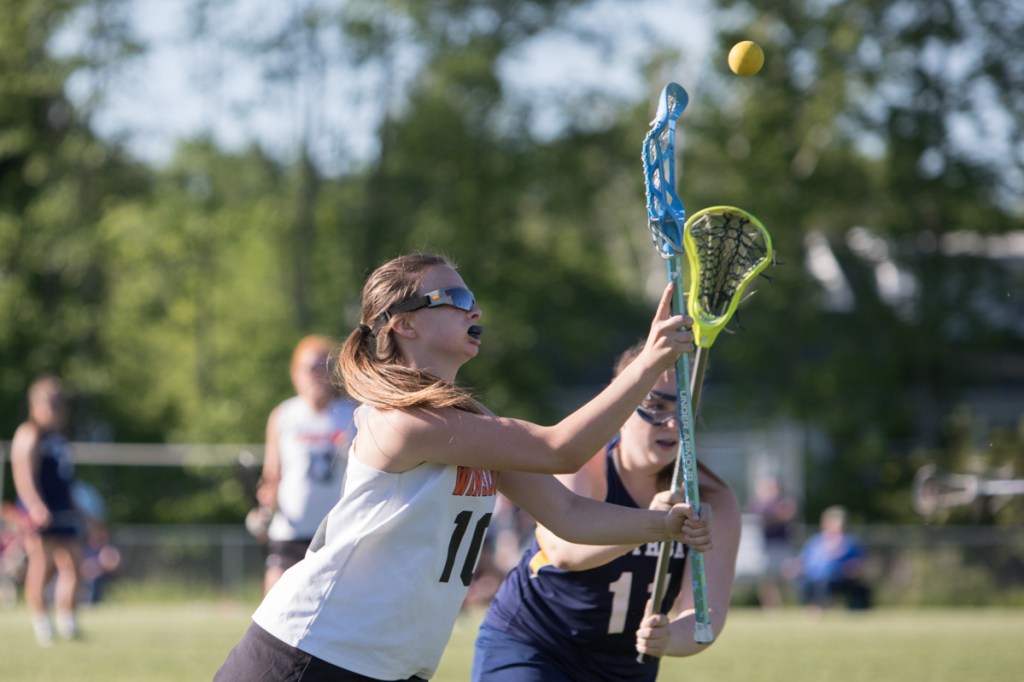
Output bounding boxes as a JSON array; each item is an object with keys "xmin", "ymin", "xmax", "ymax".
[
  {"xmin": 11, "ymin": 421, "xmax": 43, "ymax": 452},
  {"xmin": 265, "ymin": 398, "xmax": 290, "ymax": 427},
  {"xmin": 276, "ymin": 395, "xmax": 310, "ymax": 417},
  {"xmin": 363, "ymin": 405, "xmax": 439, "ymax": 436},
  {"xmin": 362, "ymin": 404, "xmax": 477, "ymax": 456}
]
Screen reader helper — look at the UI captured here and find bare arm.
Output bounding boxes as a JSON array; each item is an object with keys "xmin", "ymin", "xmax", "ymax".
[
  {"xmin": 256, "ymin": 406, "xmax": 282, "ymax": 509},
  {"xmin": 535, "ymin": 452, "xmax": 657, "ymax": 571},
  {"xmin": 10, "ymin": 423, "xmax": 50, "ymax": 528},
  {"xmin": 356, "ymin": 284, "xmax": 694, "ymax": 474},
  {"xmin": 498, "ymin": 471, "xmax": 711, "ymax": 550}
]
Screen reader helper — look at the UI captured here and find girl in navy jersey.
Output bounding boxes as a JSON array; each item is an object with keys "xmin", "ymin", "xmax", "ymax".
[
  {"xmin": 11, "ymin": 375, "xmax": 83, "ymax": 645},
  {"xmin": 215, "ymin": 252, "xmax": 713, "ymax": 682},
  {"xmin": 473, "ymin": 342, "xmax": 741, "ymax": 682}
]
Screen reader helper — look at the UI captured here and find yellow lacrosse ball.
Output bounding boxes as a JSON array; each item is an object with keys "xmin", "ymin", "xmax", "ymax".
[{"xmin": 728, "ymin": 41, "xmax": 764, "ymax": 77}]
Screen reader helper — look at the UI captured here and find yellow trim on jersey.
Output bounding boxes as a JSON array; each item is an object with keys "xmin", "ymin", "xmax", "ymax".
[{"xmin": 528, "ymin": 528, "xmax": 552, "ymax": 577}]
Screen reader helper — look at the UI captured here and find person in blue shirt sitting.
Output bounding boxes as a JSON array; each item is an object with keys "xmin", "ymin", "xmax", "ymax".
[{"xmin": 793, "ymin": 505, "xmax": 871, "ymax": 611}]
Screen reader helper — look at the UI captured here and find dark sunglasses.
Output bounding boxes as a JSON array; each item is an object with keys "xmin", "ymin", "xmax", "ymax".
[
  {"xmin": 302, "ymin": 357, "xmax": 331, "ymax": 373},
  {"xmin": 635, "ymin": 389, "xmax": 678, "ymax": 427},
  {"xmin": 384, "ymin": 287, "xmax": 476, "ymax": 319}
]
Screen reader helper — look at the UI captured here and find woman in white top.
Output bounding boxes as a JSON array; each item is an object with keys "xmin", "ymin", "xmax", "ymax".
[
  {"xmin": 254, "ymin": 335, "xmax": 358, "ymax": 593},
  {"xmin": 214, "ymin": 252, "xmax": 713, "ymax": 682}
]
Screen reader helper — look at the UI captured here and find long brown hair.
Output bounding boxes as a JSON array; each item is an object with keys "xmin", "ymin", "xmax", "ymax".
[{"xmin": 338, "ymin": 252, "xmax": 486, "ymax": 414}]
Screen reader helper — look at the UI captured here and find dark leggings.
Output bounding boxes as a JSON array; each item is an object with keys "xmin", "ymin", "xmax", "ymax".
[{"xmin": 214, "ymin": 622, "xmax": 427, "ymax": 682}]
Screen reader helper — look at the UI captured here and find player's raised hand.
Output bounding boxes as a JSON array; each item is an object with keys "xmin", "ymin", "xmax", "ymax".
[{"xmin": 642, "ymin": 283, "xmax": 694, "ymax": 371}]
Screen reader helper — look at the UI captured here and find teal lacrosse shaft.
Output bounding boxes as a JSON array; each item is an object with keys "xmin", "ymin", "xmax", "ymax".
[
  {"xmin": 639, "ymin": 81, "xmax": 713, "ymax": 652},
  {"xmin": 645, "ymin": 254, "xmax": 714, "ymax": 645}
]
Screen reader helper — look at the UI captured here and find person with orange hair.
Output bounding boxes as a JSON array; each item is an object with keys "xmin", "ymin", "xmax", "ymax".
[{"xmin": 251, "ymin": 335, "xmax": 358, "ymax": 593}]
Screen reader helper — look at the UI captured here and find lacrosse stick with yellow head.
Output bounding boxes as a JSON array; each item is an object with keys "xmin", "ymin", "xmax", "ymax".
[{"xmin": 641, "ymin": 83, "xmax": 772, "ymax": 648}]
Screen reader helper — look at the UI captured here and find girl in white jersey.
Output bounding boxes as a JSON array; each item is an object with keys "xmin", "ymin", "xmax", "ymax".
[
  {"xmin": 214, "ymin": 252, "xmax": 713, "ymax": 682},
  {"xmin": 253, "ymin": 335, "xmax": 358, "ymax": 594}
]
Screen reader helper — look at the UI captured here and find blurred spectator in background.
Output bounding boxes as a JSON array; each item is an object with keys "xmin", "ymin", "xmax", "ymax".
[
  {"xmin": 250, "ymin": 336, "xmax": 358, "ymax": 594},
  {"xmin": 1, "ymin": 502, "xmax": 29, "ymax": 608},
  {"xmin": 71, "ymin": 481, "xmax": 122, "ymax": 604},
  {"xmin": 789, "ymin": 505, "xmax": 871, "ymax": 612},
  {"xmin": 10, "ymin": 375, "xmax": 83, "ymax": 644},
  {"xmin": 748, "ymin": 475, "xmax": 798, "ymax": 609}
]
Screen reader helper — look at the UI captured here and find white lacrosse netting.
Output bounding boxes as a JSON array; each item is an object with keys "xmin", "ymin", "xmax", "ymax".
[{"xmin": 912, "ymin": 463, "xmax": 1024, "ymax": 517}]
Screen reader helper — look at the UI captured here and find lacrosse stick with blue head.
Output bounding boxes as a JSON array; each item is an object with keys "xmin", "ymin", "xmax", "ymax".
[{"xmin": 640, "ymin": 83, "xmax": 773, "ymax": 651}]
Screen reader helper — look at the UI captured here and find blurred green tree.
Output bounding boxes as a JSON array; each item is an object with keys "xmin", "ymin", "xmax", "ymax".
[
  {"xmin": 3, "ymin": 0, "xmax": 1022, "ymax": 528},
  {"xmin": 686, "ymin": 0, "xmax": 1024, "ymax": 521},
  {"xmin": 0, "ymin": 0, "xmax": 144, "ymax": 435}
]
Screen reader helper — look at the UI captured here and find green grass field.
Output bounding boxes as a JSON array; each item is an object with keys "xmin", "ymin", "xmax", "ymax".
[{"xmin": 1, "ymin": 603, "xmax": 1021, "ymax": 681}]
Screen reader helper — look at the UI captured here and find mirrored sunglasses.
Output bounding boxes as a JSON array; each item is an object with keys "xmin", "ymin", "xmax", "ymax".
[
  {"xmin": 386, "ymin": 287, "xmax": 476, "ymax": 317},
  {"xmin": 302, "ymin": 357, "xmax": 331, "ymax": 373}
]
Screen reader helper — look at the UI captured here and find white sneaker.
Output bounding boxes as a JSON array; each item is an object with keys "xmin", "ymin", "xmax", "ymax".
[
  {"xmin": 56, "ymin": 612, "xmax": 80, "ymax": 640},
  {"xmin": 31, "ymin": 615, "xmax": 54, "ymax": 646}
]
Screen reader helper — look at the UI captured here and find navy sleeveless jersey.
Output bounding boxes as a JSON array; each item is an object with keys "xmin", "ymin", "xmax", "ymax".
[
  {"xmin": 481, "ymin": 444, "xmax": 688, "ymax": 681},
  {"xmin": 24, "ymin": 432, "xmax": 78, "ymax": 536}
]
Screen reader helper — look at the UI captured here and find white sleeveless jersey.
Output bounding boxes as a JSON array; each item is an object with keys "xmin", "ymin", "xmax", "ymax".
[
  {"xmin": 267, "ymin": 396, "xmax": 358, "ymax": 541},
  {"xmin": 253, "ymin": 406, "xmax": 497, "ymax": 680}
]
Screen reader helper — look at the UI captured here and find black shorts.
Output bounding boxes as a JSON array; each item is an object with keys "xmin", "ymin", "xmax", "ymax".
[
  {"xmin": 266, "ymin": 539, "xmax": 312, "ymax": 571},
  {"xmin": 214, "ymin": 622, "xmax": 426, "ymax": 681}
]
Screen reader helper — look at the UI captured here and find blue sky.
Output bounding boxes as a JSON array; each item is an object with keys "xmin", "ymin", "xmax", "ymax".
[{"xmin": 60, "ymin": 0, "xmax": 712, "ymax": 172}]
